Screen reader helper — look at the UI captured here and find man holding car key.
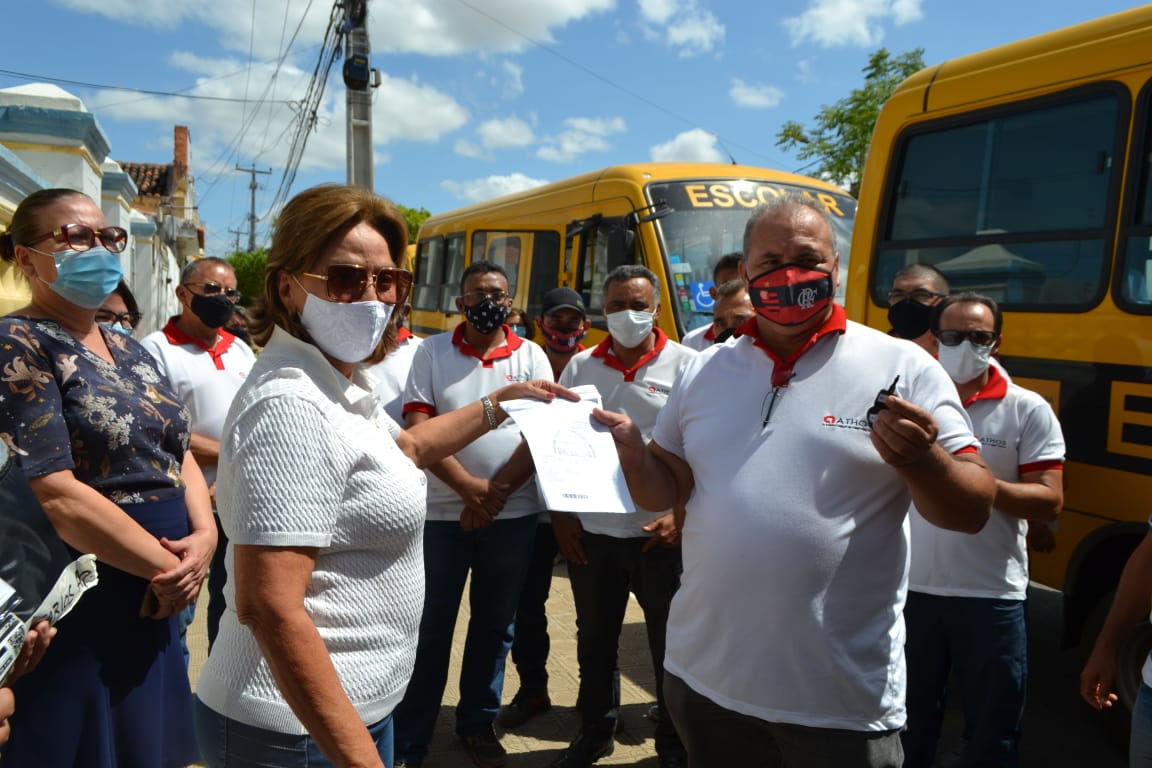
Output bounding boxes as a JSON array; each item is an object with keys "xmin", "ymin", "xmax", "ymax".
[{"xmin": 593, "ymin": 194, "xmax": 996, "ymax": 768}]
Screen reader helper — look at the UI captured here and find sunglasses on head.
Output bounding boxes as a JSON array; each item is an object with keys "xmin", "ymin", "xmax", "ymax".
[
  {"xmin": 301, "ymin": 264, "xmax": 414, "ymax": 304},
  {"xmin": 184, "ymin": 282, "xmax": 243, "ymax": 302},
  {"xmin": 935, "ymin": 329, "xmax": 997, "ymax": 347},
  {"xmin": 27, "ymin": 223, "xmax": 129, "ymax": 254}
]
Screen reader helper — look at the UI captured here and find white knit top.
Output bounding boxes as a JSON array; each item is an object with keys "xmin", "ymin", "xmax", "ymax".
[{"xmin": 196, "ymin": 327, "xmax": 427, "ymax": 734}]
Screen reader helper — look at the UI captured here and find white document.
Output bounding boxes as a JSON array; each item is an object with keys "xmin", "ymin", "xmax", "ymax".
[{"xmin": 501, "ymin": 385, "xmax": 636, "ymax": 514}]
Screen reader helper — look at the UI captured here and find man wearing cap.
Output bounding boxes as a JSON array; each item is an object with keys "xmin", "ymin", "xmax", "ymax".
[
  {"xmin": 551, "ymin": 265, "xmax": 696, "ymax": 768},
  {"xmin": 140, "ymin": 257, "xmax": 253, "ymax": 657},
  {"xmin": 498, "ymin": 287, "xmax": 592, "ymax": 730}
]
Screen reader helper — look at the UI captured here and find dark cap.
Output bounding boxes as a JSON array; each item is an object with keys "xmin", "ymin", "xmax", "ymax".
[{"xmin": 541, "ymin": 287, "xmax": 586, "ymax": 317}]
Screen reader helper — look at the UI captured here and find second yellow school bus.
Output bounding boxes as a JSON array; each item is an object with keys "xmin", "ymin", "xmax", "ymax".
[
  {"xmin": 847, "ymin": 6, "xmax": 1152, "ymax": 710},
  {"xmin": 410, "ymin": 162, "xmax": 855, "ymax": 344}
]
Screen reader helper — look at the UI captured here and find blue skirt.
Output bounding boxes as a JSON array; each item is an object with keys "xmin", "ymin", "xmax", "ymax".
[{"xmin": 3, "ymin": 494, "xmax": 200, "ymax": 767}]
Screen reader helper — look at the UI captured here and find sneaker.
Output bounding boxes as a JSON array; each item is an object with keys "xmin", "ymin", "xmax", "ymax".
[
  {"xmin": 497, "ymin": 689, "xmax": 552, "ymax": 728},
  {"xmin": 551, "ymin": 729, "xmax": 615, "ymax": 768},
  {"xmin": 461, "ymin": 724, "xmax": 507, "ymax": 768}
]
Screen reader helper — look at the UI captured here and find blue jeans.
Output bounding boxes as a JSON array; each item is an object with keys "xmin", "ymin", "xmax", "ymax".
[
  {"xmin": 194, "ymin": 697, "xmax": 393, "ymax": 767},
  {"xmin": 567, "ymin": 532, "xmax": 683, "ymax": 755},
  {"xmin": 902, "ymin": 592, "xmax": 1027, "ymax": 768},
  {"xmin": 1132, "ymin": 682, "xmax": 1152, "ymax": 765},
  {"xmin": 510, "ymin": 521, "xmax": 558, "ymax": 693},
  {"xmin": 393, "ymin": 515, "xmax": 538, "ymax": 764}
]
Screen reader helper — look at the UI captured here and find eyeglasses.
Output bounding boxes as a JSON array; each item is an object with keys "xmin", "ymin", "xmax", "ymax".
[
  {"xmin": 887, "ymin": 288, "xmax": 945, "ymax": 305},
  {"xmin": 460, "ymin": 290, "xmax": 511, "ymax": 305},
  {"xmin": 935, "ymin": 329, "xmax": 997, "ymax": 348},
  {"xmin": 26, "ymin": 223, "xmax": 129, "ymax": 254},
  {"xmin": 95, "ymin": 309, "xmax": 143, "ymax": 329},
  {"xmin": 184, "ymin": 282, "xmax": 243, "ymax": 303},
  {"xmin": 301, "ymin": 264, "xmax": 413, "ymax": 304}
]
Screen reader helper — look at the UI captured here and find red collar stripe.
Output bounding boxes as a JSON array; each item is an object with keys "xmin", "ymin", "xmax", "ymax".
[
  {"xmin": 962, "ymin": 364, "xmax": 1009, "ymax": 407},
  {"xmin": 161, "ymin": 317, "xmax": 237, "ymax": 371},
  {"xmin": 740, "ymin": 305, "xmax": 847, "ymax": 387},
  {"xmin": 451, "ymin": 322, "xmax": 522, "ymax": 367},
  {"xmin": 591, "ymin": 328, "xmax": 668, "ymax": 382}
]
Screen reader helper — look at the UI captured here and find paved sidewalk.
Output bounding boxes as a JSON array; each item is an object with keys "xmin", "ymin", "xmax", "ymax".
[{"xmin": 188, "ymin": 561, "xmax": 663, "ymax": 767}]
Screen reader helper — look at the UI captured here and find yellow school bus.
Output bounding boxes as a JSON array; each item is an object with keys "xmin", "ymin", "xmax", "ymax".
[
  {"xmin": 846, "ymin": 6, "xmax": 1152, "ymax": 708},
  {"xmin": 410, "ymin": 163, "xmax": 855, "ymax": 343}
]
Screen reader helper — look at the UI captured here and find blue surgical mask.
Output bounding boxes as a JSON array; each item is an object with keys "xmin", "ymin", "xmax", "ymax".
[
  {"xmin": 35, "ymin": 246, "xmax": 123, "ymax": 309},
  {"xmin": 100, "ymin": 322, "xmax": 133, "ymax": 337}
]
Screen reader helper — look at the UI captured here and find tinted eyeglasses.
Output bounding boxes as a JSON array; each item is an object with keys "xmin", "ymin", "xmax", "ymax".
[
  {"xmin": 301, "ymin": 265, "xmax": 413, "ymax": 304},
  {"xmin": 887, "ymin": 288, "xmax": 945, "ymax": 305},
  {"xmin": 27, "ymin": 224, "xmax": 129, "ymax": 254},
  {"xmin": 95, "ymin": 309, "xmax": 143, "ymax": 329},
  {"xmin": 184, "ymin": 282, "xmax": 243, "ymax": 302},
  {"xmin": 935, "ymin": 329, "xmax": 997, "ymax": 347}
]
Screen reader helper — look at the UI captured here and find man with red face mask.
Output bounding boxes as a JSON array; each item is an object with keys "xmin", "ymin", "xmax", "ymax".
[{"xmin": 594, "ymin": 194, "xmax": 997, "ymax": 768}]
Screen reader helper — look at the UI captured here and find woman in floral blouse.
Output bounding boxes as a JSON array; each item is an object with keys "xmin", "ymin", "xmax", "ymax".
[{"xmin": 0, "ymin": 188, "xmax": 214, "ymax": 767}]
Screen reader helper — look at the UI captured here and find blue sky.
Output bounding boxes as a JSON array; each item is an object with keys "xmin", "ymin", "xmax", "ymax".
[{"xmin": 1, "ymin": 0, "xmax": 1142, "ymax": 256}]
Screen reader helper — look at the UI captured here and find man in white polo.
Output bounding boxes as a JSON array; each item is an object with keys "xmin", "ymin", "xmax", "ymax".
[
  {"xmin": 595, "ymin": 194, "xmax": 996, "ymax": 767},
  {"xmin": 551, "ymin": 266, "xmax": 695, "ymax": 768},
  {"xmin": 141, "ymin": 257, "xmax": 253, "ymax": 654},
  {"xmin": 902, "ymin": 293, "xmax": 1064, "ymax": 768},
  {"xmin": 394, "ymin": 261, "xmax": 552, "ymax": 768}
]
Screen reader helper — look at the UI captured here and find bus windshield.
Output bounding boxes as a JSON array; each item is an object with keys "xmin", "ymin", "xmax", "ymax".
[{"xmin": 646, "ymin": 179, "xmax": 856, "ymax": 331}]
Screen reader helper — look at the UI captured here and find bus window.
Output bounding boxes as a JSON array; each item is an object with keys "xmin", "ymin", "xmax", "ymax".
[
  {"xmin": 414, "ymin": 233, "xmax": 467, "ymax": 316},
  {"xmin": 1118, "ymin": 81, "xmax": 1152, "ymax": 310},
  {"xmin": 874, "ymin": 90, "xmax": 1123, "ymax": 309},
  {"xmin": 441, "ymin": 234, "xmax": 466, "ymax": 314},
  {"xmin": 525, "ymin": 232, "xmax": 561, "ymax": 320},
  {"xmin": 473, "ymin": 232, "xmax": 524, "ymax": 295},
  {"xmin": 576, "ymin": 217, "xmax": 633, "ymax": 324}
]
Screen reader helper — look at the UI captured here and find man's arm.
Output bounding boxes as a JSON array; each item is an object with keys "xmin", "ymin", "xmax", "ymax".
[
  {"xmin": 994, "ymin": 468, "xmax": 1063, "ymax": 522},
  {"xmin": 188, "ymin": 433, "xmax": 221, "ymax": 468},
  {"xmin": 1081, "ymin": 531, "xmax": 1152, "ymax": 709},
  {"xmin": 405, "ymin": 411, "xmax": 509, "ymax": 513},
  {"xmin": 870, "ymin": 395, "xmax": 994, "ymax": 533},
  {"xmin": 592, "ymin": 408, "xmax": 694, "ymax": 513}
]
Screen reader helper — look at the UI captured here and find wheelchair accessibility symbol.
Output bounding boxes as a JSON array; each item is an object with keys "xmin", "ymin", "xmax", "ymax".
[{"xmin": 689, "ymin": 281, "xmax": 715, "ymax": 310}]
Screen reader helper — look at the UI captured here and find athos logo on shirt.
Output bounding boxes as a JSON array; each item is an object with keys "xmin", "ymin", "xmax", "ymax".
[
  {"xmin": 822, "ymin": 414, "xmax": 871, "ymax": 432},
  {"xmin": 978, "ymin": 434, "xmax": 1008, "ymax": 449},
  {"xmin": 504, "ymin": 373, "xmax": 532, "ymax": 382},
  {"xmin": 646, "ymin": 383, "xmax": 671, "ymax": 396}
]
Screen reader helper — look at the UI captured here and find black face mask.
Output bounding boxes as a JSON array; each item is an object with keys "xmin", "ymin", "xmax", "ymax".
[
  {"xmin": 887, "ymin": 299, "xmax": 933, "ymax": 340},
  {"xmin": 464, "ymin": 298, "xmax": 510, "ymax": 335},
  {"xmin": 190, "ymin": 293, "xmax": 237, "ymax": 329}
]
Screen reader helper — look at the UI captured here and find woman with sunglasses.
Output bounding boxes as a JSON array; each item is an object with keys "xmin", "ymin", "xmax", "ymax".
[
  {"xmin": 0, "ymin": 188, "xmax": 215, "ymax": 767},
  {"xmin": 193, "ymin": 184, "xmax": 572, "ymax": 768}
]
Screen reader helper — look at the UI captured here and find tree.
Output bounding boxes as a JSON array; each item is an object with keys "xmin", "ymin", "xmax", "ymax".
[
  {"xmin": 776, "ymin": 47, "xmax": 925, "ymax": 197},
  {"xmin": 398, "ymin": 203, "xmax": 431, "ymax": 241},
  {"xmin": 227, "ymin": 249, "xmax": 267, "ymax": 308}
]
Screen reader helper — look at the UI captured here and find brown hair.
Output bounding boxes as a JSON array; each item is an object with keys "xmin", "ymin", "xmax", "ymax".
[
  {"xmin": 248, "ymin": 184, "xmax": 409, "ymax": 365},
  {"xmin": 0, "ymin": 188, "xmax": 89, "ymax": 264}
]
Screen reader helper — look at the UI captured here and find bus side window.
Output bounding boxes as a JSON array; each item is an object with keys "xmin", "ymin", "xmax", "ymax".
[
  {"xmin": 413, "ymin": 238, "xmax": 444, "ymax": 312},
  {"xmin": 526, "ymin": 232, "xmax": 561, "ymax": 319},
  {"xmin": 442, "ymin": 234, "xmax": 466, "ymax": 314},
  {"xmin": 578, "ymin": 217, "xmax": 634, "ymax": 323}
]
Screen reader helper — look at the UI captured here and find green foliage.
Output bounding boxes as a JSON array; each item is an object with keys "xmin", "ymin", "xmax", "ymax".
[
  {"xmin": 227, "ymin": 249, "xmax": 267, "ymax": 307},
  {"xmin": 776, "ymin": 47, "xmax": 925, "ymax": 197},
  {"xmin": 397, "ymin": 204, "xmax": 431, "ymax": 241}
]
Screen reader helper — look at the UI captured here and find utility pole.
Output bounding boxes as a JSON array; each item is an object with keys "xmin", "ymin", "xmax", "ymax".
[
  {"xmin": 228, "ymin": 227, "xmax": 246, "ymax": 255},
  {"xmin": 342, "ymin": 0, "xmax": 377, "ymax": 189},
  {"xmin": 235, "ymin": 164, "xmax": 271, "ymax": 252}
]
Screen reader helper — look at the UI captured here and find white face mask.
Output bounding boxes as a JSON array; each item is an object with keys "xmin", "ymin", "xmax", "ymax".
[
  {"xmin": 295, "ymin": 277, "xmax": 394, "ymax": 363},
  {"xmin": 606, "ymin": 309, "xmax": 655, "ymax": 349},
  {"xmin": 937, "ymin": 340, "xmax": 992, "ymax": 384}
]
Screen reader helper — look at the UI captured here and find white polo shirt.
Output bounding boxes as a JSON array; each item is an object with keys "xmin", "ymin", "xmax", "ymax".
[
  {"xmin": 909, "ymin": 365, "xmax": 1065, "ymax": 600},
  {"xmin": 403, "ymin": 323, "xmax": 551, "ymax": 522},
  {"xmin": 141, "ymin": 318, "xmax": 255, "ymax": 487},
  {"xmin": 559, "ymin": 329, "xmax": 696, "ymax": 537},
  {"xmin": 654, "ymin": 306, "xmax": 978, "ymax": 732},
  {"xmin": 366, "ymin": 327, "xmax": 424, "ymax": 426},
  {"xmin": 681, "ymin": 324, "xmax": 713, "ymax": 351}
]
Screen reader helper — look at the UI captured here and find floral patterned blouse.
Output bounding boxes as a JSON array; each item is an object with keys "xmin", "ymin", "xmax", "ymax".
[{"xmin": 0, "ymin": 316, "xmax": 191, "ymax": 503}]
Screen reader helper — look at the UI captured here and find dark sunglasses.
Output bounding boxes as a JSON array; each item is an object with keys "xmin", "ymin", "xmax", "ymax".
[
  {"xmin": 301, "ymin": 264, "xmax": 413, "ymax": 304},
  {"xmin": 184, "ymin": 282, "xmax": 242, "ymax": 302},
  {"xmin": 95, "ymin": 309, "xmax": 143, "ymax": 328},
  {"xmin": 935, "ymin": 329, "xmax": 997, "ymax": 347},
  {"xmin": 887, "ymin": 288, "xmax": 945, "ymax": 305},
  {"xmin": 27, "ymin": 223, "xmax": 129, "ymax": 254}
]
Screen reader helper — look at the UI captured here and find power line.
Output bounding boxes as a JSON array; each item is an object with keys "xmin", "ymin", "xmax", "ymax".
[{"xmin": 0, "ymin": 68, "xmax": 297, "ymax": 105}]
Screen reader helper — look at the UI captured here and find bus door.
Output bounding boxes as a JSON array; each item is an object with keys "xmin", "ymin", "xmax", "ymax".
[
  {"xmin": 470, "ymin": 230, "xmax": 563, "ymax": 321},
  {"xmin": 565, "ymin": 214, "xmax": 641, "ymax": 339}
]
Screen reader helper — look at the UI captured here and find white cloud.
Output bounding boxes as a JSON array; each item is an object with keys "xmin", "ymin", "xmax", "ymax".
[
  {"xmin": 784, "ymin": 0, "xmax": 923, "ymax": 48},
  {"xmin": 478, "ymin": 117, "xmax": 536, "ymax": 150},
  {"xmin": 502, "ymin": 61, "xmax": 525, "ymax": 98},
  {"xmin": 637, "ymin": 0, "xmax": 725, "ymax": 56},
  {"xmin": 454, "ymin": 139, "xmax": 486, "ymax": 159},
  {"xmin": 729, "ymin": 79, "xmax": 784, "ymax": 109},
  {"xmin": 442, "ymin": 172, "xmax": 551, "ymax": 203},
  {"xmin": 372, "ymin": 74, "xmax": 470, "ymax": 144},
  {"xmin": 537, "ymin": 116, "xmax": 626, "ymax": 163},
  {"xmin": 649, "ymin": 129, "xmax": 725, "ymax": 163}
]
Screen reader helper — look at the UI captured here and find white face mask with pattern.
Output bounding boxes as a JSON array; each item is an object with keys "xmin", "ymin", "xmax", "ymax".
[{"xmin": 293, "ymin": 276, "xmax": 393, "ymax": 363}]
